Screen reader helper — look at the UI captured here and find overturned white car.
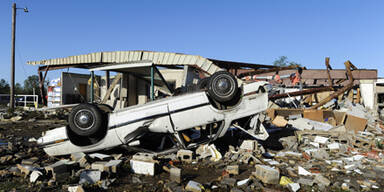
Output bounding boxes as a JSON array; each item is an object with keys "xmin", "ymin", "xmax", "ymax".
[{"xmin": 38, "ymin": 71, "xmax": 268, "ymax": 156}]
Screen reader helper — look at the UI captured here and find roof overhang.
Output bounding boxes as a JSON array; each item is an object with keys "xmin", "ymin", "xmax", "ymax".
[{"xmin": 28, "ymin": 51, "xmax": 224, "ymax": 75}]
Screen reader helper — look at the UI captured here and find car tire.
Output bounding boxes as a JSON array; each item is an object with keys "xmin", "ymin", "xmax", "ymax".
[
  {"xmin": 68, "ymin": 103, "xmax": 104, "ymax": 137},
  {"xmin": 96, "ymin": 103, "xmax": 114, "ymax": 113},
  {"xmin": 208, "ymin": 71, "xmax": 238, "ymax": 103},
  {"xmin": 197, "ymin": 77, "xmax": 210, "ymax": 90}
]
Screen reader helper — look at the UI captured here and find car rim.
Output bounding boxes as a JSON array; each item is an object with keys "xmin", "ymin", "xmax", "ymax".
[
  {"xmin": 74, "ymin": 109, "xmax": 95, "ymax": 131},
  {"xmin": 213, "ymin": 76, "xmax": 234, "ymax": 97}
]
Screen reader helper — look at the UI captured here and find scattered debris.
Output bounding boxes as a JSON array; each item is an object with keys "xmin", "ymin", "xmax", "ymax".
[
  {"xmin": 253, "ymin": 165, "xmax": 280, "ymax": 184},
  {"xmin": 185, "ymin": 180, "xmax": 204, "ymax": 192}
]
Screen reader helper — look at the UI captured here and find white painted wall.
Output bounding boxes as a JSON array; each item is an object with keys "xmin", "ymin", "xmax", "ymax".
[
  {"xmin": 160, "ymin": 69, "xmax": 184, "ymax": 88},
  {"xmin": 360, "ymin": 80, "xmax": 375, "ymax": 109}
]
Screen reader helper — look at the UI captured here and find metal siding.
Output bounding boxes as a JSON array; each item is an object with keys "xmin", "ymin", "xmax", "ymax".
[{"xmin": 26, "ymin": 50, "xmax": 231, "ymax": 76}]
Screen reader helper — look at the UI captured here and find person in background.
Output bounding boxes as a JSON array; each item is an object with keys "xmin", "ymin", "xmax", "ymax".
[
  {"xmin": 273, "ymin": 71, "xmax": 282, "ymax": 84},
  {"xmin": 290, "ymin": 67, "xmax": 303, "ymax": 85}
]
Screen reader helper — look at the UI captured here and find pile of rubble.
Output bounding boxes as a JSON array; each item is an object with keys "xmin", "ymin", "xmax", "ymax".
[{"xmin": 123, "ymin": 99, "xmax": 384, "ymax": 191}]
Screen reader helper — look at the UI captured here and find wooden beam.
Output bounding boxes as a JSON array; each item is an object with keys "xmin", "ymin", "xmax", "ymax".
[
  {"xmin": 325, "ymin": 57, "xmax": 334, "ymax": 89},
  {"xmin": 38, "ymin": 66, "xmax": 49, "ymax": 106},
  {"xmin": 311, "ymin": 60, "xmax": 355, "ymax": 109},
  {"xmin": 101, "ymin": 73, "xmax": 122, "ymax": 104},
  {"xmin": 356, "ymin": 88, "xmax": 361, "ymax": 104},
  {"xmin": 237, "ymin": 65, "xmax": 299, "ymax": 78}
]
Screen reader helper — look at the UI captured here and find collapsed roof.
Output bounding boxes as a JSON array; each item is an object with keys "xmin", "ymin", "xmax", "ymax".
[{"xmin": 27, "ymin": 50, "xmax": 278, "ymax": 75}]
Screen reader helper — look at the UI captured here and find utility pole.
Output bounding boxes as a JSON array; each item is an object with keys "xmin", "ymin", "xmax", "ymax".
[
  {"xmin": 10, "ymin": 3, "xmax": 16, "ymax": 110},
  {"xmin": 9, "ymin": 3, "xmax": 28, "ymax": 111}
]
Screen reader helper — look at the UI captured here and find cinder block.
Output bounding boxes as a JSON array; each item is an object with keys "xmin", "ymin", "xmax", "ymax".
[
  {"xmin": 45, "ymin": 160, "xmax": 71, "ymax": 181},
  {"xmin": 177, "ymin": 150, "xmax": 193, "ymax": 163},
  {"xmin": 79, "ymin": 170, "xmax": 101, "ymax": 184},
  {"xmin": 104, "ymin": 160, "xmax": 122, "ymax": 173},
  {"xmin": 130, "ymin": 159, "xmax": 156, "ymax": 176},
  {"xmin": 91, "ymin": 161, "xmax": 108, "ymax": 172},
  {"xmin": 170, "ymin": 167, "xmax": 182, "ymax": 183},
  {"xmin": 78, "ymin": 156, "xmax": 90, "ymax": 168},
  {"xmin": 240, "ymin": 140, "xmax": 258, "ymax": 151},
  {"xmin": 185, "ymin": 180, "xmax": 203, "ymax": 192},
  {"xmin": 314, "ymin": 174, "xmax": 330, "ymax": 187},
  {"xmin": 253, "ymin": 165, "xmax": 280, "ymax": 184},
  {"xmin": 225, "ymin": 165, "xmax": 239, "ymax": 175}
]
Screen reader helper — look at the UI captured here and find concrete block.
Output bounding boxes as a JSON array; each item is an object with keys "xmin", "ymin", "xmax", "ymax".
[
  {"xmin": 67, "ymin": 185, "xmax": 85, "ymax": 192},
  {"xmin": 185, "ymin": 180, "xmax": 203, "ymax": 192},
  {"xmin": 45, "ymin": 160, "xmax": 68, "ymax": 174},
  {"xmin": 278, "ymin": 136, "xmax": 298, "ymax": 150},
  {"xmin": 104, "ymin": 160, "xmax": 122, "ymax": 173},
  {"xmin": 240, "ymin": 140, "xmax": 258, "ymax": 151},
  {"xmin": 79, "ymin": 170, "xmax": 101, "ymax": 184},
  {"xmin": 314, "ymin": 174, "xmax": 330, "ymax": 187},
  {"xmin": 314, "ymin": 136, "xmax": 328, "ymax": 144},
  {"xmin": 130, "ymin": 159, "xmax": 156, "ymax": 176},
  {"xmin": 170, "ymin": 167, "xmax": 182, "ymax": 183},
  {"xmin": 312, "ymin": 149, "xmax": 329, "ymax": 160},
  {"xmin": 253, "ymin": 165, "xmax": 280, "ymax": 184},
  {"xmin": 132, "ymin": 152, "xmax": 156, "ymax": 161},
  {"xmin": 45, "ymin": 160, "xmax": 71, "ymax": 181},
  {"xmin": 287, "ymin": 183, "xmax": 300, "ymax": 192},
  {"xmin": 225, "ymin": 165, "xmax": 239, "ymax": 175},
  {"xmin": 327, "ymin": 142, "xmax": 340, "ymax": 150},
  {"xmin": 91, "ymin": 161, "xmax": 108, "ymax": 172},
  {"xmin": 239, "ymin": 152, "xmax": 261, "ymax": 164},
  {"xmin": 78, "ymin": 156, "xmax": 90, "ymax": 168},
  {"xmin": 177, "ymin": 149, "xmax": 193, "ymax": 163}
]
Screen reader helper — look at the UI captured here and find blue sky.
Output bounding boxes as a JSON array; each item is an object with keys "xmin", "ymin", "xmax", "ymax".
[{"xmin": 0, "ymin": 0, "xmax": 383, "ymax": 84}]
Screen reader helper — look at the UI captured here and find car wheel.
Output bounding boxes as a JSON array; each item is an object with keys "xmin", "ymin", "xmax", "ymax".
[
  {"xmin": 197, "ymin": 77, "xmax": 210, "ymax": 90},
  {"xmin": 68, "ymin": 103, "xmax": 104, "ymax": 137},
  {"xmin": 208, "ymin": 71, "xmax": 238, "ymax": 103}
]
